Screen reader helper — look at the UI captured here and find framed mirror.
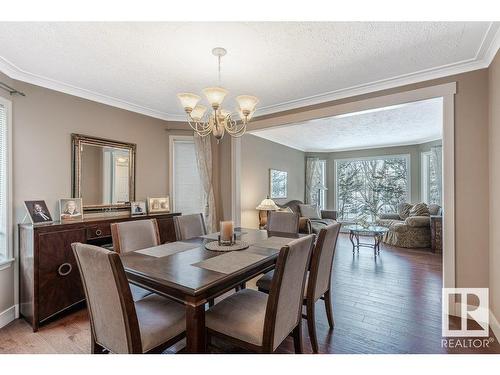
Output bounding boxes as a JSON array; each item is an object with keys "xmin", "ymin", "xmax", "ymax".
[{"xmin": 72, "ymin": 134, "xmax": 136, "ymax": 212}]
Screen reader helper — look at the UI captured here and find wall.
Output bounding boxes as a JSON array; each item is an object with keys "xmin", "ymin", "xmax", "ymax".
[
  {"xmin": 306, "ymin": 140, "xmax": 442, "ymax": 210},
  {"xmin": 239, "ymin": 68, "xmax": 491, "ymax": 290},
  {"xmin": 488, "ymin": 50, "xmax": 500, "ymax": 325},
  {"xmin": 241, "ymin": 134, "xmax": 305, "ymax": 228}
]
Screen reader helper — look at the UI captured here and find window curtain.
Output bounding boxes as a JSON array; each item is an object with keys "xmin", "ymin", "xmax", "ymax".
[
  {"xmin": 305, "ymin": 157, "xmax": 322, "ymax": 205},
  {"xmin": 431, "ymin": 145, "xmax": 443, "ymax": 206},
  {"xmin": 193, "ymin": 134, "xmax": 217, "ymax": 233}
]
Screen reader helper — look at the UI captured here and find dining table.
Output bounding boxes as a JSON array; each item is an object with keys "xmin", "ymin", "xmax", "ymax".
[{"xmin": 120, "ymin": 228, "xmax": 303, "ymax": 353}]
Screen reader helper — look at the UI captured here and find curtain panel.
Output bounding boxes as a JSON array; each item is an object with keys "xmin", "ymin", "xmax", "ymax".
[
  {"xmin": 194, "ymin": 134, "xmax": 217, "ymax": 233},
  {"xmin": 305, "ymin": 157, "xmax": 322, "ymax": 205}
]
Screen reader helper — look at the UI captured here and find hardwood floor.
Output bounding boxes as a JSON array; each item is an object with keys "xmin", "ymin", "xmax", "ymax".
[{"xmin": 1, "ymin": 233, "xmax": 498, "ymax": 354}]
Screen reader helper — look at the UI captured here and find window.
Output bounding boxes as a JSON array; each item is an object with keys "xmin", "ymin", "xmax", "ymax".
[
  {"xmin": 170, "ymin": 136, "xmax": 204, "ymax": 215},
  {"xmin": 0, "ymin": 97, "xmax": 11, "ymax": 262},
  {"xmin": 421, "ymin": 147, "xmax": 442, "ymax": 205},
  {"xmin": 335, "ymin": 155, "xmax": 410, "ymax": 222}
]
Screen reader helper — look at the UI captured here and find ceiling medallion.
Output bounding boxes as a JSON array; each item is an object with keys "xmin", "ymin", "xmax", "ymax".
[{"xmin": 177, "ymin": 47, "xmax": 258, "ymax": 142}]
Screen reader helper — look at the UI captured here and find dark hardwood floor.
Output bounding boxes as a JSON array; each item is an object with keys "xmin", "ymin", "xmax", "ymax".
[{"xmin": 1, "ymin": 233, "xmax": 498, "ymax": 354}]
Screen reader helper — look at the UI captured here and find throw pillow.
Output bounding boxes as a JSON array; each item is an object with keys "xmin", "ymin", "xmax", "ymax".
[
  {"xmin": 299, "ymin": 204, "xmax": 320, "ymax": 219},
  {"xmin": 398, "ymin": 203, "xmax": 413, "ymax": 220},
  {"xmin": 409, "ymin": 202, "xmax": 430, "ymax": 217}
]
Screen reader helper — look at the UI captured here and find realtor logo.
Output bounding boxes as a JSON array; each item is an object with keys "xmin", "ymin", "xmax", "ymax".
[{"xmin": 442, "ymin": 288, "xmax": 489, "ymax": 337}]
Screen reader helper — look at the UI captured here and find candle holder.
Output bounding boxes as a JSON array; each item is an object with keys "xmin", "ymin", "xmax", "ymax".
[{"xmin": 218, "ymin": 233, "xmax": 237, "ymax": 246}]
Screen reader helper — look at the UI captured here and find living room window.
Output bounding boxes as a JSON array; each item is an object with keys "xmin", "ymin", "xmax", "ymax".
[
  {"xmin": 0, "ymin": 97, "xmax": 11, "ymax": 263},
  {"xmin": 170, "ymin": 136, "xmax": 204, "ymax": 215},
  {"xmin": 335, "ymin": 154, "xmax": 410, "ymax": 222}
]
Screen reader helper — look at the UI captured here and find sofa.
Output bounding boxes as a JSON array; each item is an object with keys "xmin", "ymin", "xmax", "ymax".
[
  {"xmin": 277, "ymin": 200, "xmax": 337, "ymax": 234},
  {"xmin": 376, "ymin": 202, "xmax": 442, "ymax": 249}
]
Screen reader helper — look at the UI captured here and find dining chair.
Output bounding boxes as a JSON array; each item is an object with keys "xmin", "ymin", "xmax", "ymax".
[
  {"xmin": 205, "ymin": 234, "xmax": 314, "ymax": 353},
  {"xmin": 110, "ymin": 219, "xmax": 161, "ymax": 301},
  {"xmin": 256, "ymin": 222, "xmax": 341, "ymax": 353},
  {"xmin": 266, "ymin": 211, "xmax": 300, "ymax": 234},
  {"xmin": 72, "ymin": 243, "xmax": 186, "ymax": 354},
  {"xmin": 173, "ymin": 213, "xmax": 207, "ymax": 240}
]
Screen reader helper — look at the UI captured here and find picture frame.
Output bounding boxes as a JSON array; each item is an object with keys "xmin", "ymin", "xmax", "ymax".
[
  {"xmin": 269, "ymin": 169, "xmax": 288, "ymax": 199},
  {"xmin": 147, "ymin": 197, "xmax": 170, "ymax": 214},
  {"xmin": 24, "ymin": 200, "xmax": 53, "ymax": 225},
  {"xmin": 59, "ymin": 198, "xmax": 83, "ymax": 221},
  {"xmin": 131, "ymin": 201, "xmax": 147, "ymax": 216}
]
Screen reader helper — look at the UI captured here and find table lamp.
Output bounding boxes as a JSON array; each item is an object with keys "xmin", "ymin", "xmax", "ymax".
[{"xmin": 256, "ymin": 197, "xmax": 280, "ymax": 229}]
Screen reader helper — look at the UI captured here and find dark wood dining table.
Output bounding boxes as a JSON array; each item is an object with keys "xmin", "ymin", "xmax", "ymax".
[{"xmin": 120, "ymin": 228, "xmax": 301, "ymax": 353}]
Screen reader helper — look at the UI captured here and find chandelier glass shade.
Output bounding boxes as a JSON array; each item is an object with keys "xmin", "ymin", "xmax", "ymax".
[{"xmin": 177, "ymin": 48, "xmax": 258, "ymax": 141}]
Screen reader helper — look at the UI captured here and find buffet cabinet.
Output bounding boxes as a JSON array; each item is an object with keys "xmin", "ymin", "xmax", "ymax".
[{"xmin": 19, "ymin": 213, "xmax": 180, "ymax": 331}]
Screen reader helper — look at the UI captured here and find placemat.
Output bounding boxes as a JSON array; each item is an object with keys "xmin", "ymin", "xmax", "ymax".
[
  {"xmin": 200, "ymin": 231, "xmax": 247, "ymax": 240},
  {"xmin": 191, "ymin": 251, "xmax": 267, "ymax": 274},
  {"xmin": 252, "ymin": 236, "xmax": 296, "ymax": 250},
  {"xmin": 135, "ymin": 241, "xmax": 198, "ymax": 258}
]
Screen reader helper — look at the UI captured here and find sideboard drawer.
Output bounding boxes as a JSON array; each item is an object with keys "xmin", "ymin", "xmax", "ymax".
[
  {"xmin": 37, "ymin": 229, "xmax": 86, "ymax": 321},
  {"xmin": 86, "ymin": 224, "xmax": 111, "ymax": 240}
]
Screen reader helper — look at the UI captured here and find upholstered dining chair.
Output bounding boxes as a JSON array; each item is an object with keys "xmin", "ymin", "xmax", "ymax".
[
  {"xmin": 72, "ymin": 243, "xmax": 186, "ymax": 354},
  {"xmin": 173, "ymin": 213, "xmax": 207, "ymax": 240},
  {"xmin": 266, "ymin": 211, "xmax": 300, "ymax": 234},
  {"xmin": 256, "ymin": 222, "xmax": 341, "ymax": 353},
  {"xmin": 205, "ymin": 235, "xmax": 314, "ymax": 353},
  {"xmin": 110, "ymin": 219, "xmax": 161, "ymax": 301}
]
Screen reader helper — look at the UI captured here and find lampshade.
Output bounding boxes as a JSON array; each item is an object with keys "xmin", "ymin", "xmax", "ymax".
[
  {"xmin": 256, "ymin": 198, "xmax": 279, "ymax": 211},
  {"xmin": 177, "ymin": 93, "xmax": 201, "ymax": 111},
  {"xmin": 190, "ymin": 105, "xmax": 207, "ymax": 121},
  {"xmin": 203, "ymin": 87, "xmax": 228, "ymax": 108},
  {"xmin": 236, "ymin": 95, "xmax": 259, "ymax": 113}
]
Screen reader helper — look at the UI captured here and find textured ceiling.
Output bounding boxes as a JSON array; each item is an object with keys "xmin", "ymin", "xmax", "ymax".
[
  {"xmin": 0, "ymin": 22, "xmax": 498, "ymax": 120},
  {"xmin": 250, "ymin": 98, "xmax": 443, "ymax": 152}
]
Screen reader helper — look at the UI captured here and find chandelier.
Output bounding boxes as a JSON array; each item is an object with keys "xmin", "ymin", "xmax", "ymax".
[{"xmin": 177, "ymin": 47, "xmax": 259, "ymax": 142}]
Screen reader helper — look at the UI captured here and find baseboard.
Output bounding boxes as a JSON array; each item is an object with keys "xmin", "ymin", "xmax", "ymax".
[
  {"xmin": 490, "ymin": 310, "xmax": 500, "ymax": 341},
  {"xmin": 0, "ymin": 305, "xmax": 17, "ymax": 329}
]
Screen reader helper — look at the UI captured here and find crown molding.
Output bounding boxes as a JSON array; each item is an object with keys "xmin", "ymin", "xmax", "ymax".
[
  {"xmin": 0, "ymin": 22, "xmax": 498, "ymax": 121},
  {"xmin": 0, "ymin": 56, "xmax": 185, "ymax": 121}
]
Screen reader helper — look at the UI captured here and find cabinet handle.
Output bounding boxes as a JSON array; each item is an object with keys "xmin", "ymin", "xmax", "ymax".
[
  {"xmin": 95, "ymin": 229, "xmax": 102, "ymax": 236},
  {"xmin": 58, "ymin": 263, "xmax": 72, "ymax": 276}
]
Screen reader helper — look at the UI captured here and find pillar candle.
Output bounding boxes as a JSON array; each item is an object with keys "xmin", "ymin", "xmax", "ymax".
[{"xmin": 220, "ymin": 221, "xmax": 234, "ymax": 242}]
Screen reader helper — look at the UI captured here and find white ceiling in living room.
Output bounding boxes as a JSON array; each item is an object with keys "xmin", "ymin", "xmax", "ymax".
[
  {"xmin": 250, "ymin": 97, "xmax": 443, "ymax": 152},
  {"xmin": 0, "ymin": 22, "xmax": 498, "ymax": 121}
]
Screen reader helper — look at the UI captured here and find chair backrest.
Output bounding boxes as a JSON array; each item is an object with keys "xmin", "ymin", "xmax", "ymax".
[
  {"xmin": 307, "ymin": 222, "xmax": 341, "ymax": 301},
  {"xmin": 173, "ymin": 213, "xmax": 207, "ymax": 240},
  {"xmin": 263, "ymin": 234, "xmax": 314, "ymax": 351},
  {"xmin": 267, "ymin": 211, "xmax": 300, "ymax": 234},
  {"xmin": 111, "ymin": 219, "xmax": 161, "ymax": 254},
  {"xmin": 72, "ymin": 243, "xmax": 142, "ymax": 353}
]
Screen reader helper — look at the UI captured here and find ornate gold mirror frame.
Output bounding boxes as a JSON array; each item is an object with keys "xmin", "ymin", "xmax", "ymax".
[{"xmin": 71, "ymin": 133, "xmax": 136, "ymax": 212}]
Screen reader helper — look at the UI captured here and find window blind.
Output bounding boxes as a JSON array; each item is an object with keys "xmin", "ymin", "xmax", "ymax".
[
  {"xmin": 0, "ymin": 102, "xmax": 7, "ymax": 259},
  {"xmin": 173, "ymin": 139, "xmax": 204, "ymax": 215}
]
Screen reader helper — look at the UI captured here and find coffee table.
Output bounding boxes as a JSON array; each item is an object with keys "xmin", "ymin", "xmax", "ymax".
[{"xmin": 345, "ymin": 224, "xmax": 389, "ymax": 256}]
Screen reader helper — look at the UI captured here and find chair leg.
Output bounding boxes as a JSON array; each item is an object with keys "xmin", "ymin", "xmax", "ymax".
[
  {"xmin": 292, "ymin": 321, "xmax": 303, "ymax": 354},
  {"xmin": 91, "ymin": 339, "xmax": 106, "ymax": 354},
  {"xmin": 324, "ymin": 289, "xmax": 335, "ymax": 329},
  {"xmin": 240, "ymin": 282, "xmax": 246, "ymax": 290},
  {"xmin": 306, "ymin": 299, "xmax": 318, "ymax": 353},
  {"xmin": 208, "ymin": 299, "xmax": 215, "ymax": 307}
]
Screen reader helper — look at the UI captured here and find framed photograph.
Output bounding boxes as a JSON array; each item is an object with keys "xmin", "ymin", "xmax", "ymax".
[
  {"xmin": 24, "ymin": 200, "xmax": 53, "ymax": 224},
  {"xmin": 269, "ymin": 169, "xmax": 288, "ymax": 199},
  {"xmin": 59, "ymin": 198, "xmax": 83, "ymax": 221},
  {"xmin": 147, "ymin": 197, "xmax": 170, "ymax": 214},
  {"xmin": 131, "ymin": 201, "xmax": 147, "ymax": 216}
]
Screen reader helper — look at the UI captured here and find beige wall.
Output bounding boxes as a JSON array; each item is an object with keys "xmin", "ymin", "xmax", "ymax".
[
  {"xmin": 241, "ymin": 134, "xmax": 305, "ymax": 228},
  {"xmin": 241, "ymin": 69, "xmax": 491, "ymax": 290},
  {"xmin": 306, "ymin": 140, "xmax": 442, "ymax": 209},
  {"xmin": 489, "ymin": 50, "xmax": 500, "ymax": 322}
]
